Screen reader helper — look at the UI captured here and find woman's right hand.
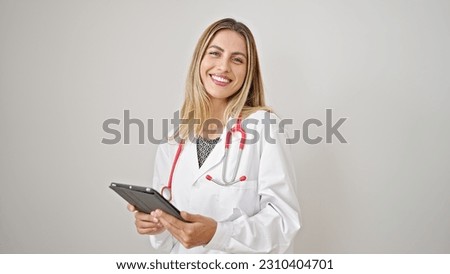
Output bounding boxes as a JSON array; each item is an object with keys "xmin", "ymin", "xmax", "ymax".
[{"xmin": 127, "ymin": 204, "xmax": 166, "ymax": 235}]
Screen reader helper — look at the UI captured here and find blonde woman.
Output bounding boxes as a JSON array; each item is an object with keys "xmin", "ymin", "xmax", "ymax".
[{"xmin": 128, "ymin": 18, "xmax": 301, "ymax": 253}]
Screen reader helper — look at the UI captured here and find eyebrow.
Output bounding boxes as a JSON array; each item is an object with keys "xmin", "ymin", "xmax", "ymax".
[{"xmin": 208, "ymin": 45, "xmax": 247, "ymax": 59}]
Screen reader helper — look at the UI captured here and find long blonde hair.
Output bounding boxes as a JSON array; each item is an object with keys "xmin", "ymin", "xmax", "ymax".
[{"xmin": 177, "ymin": 18, "xmax": 271, "ymax": 140}]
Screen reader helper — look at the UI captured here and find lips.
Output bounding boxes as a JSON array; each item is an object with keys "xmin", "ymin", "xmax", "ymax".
[{"xmin": 210, "ymin": 74, "xmax": 231, "ymax": 86}]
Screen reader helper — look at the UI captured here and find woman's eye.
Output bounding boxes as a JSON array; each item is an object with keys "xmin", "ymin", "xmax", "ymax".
[
  {"xmin": 233, "ymin": 57, "xmax": 244, "ymax": 64},
  {"xmin": 209, "ymin": 51, "xmax": 220, "ymax": 56}
]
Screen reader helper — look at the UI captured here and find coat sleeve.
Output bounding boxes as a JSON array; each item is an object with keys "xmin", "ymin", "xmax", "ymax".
[
  {"xmin": 148, "ymin": 144, "xmax": 176, "ymax": 252},
  {"xmin": 204, "ymin": 114, "xmax": 302, "ymax": 253}
]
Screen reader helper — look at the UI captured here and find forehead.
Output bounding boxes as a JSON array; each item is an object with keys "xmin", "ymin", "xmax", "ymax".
[{"xmin": 208, "ymin": 29, "xmax": 247, "ymax": 53}]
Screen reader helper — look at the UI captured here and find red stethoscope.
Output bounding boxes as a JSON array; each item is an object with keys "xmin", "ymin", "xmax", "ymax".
[{"xmin": 161, "ymin": 118, "xmax": 247, "ymax": 201}]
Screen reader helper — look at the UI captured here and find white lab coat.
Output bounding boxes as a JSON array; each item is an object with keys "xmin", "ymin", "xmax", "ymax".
[{"xmin": 149, "ymin": 110, "xmax": 301, "ymax": 253}]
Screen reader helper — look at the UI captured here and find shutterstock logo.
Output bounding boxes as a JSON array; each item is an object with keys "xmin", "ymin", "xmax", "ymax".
[{"xmin": 101, "ymin": 109, "xmax": 348, "ymax": 145}]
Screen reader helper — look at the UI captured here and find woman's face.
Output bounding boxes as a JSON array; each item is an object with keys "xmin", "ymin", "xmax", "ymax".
[{"xmin": 200, "ymin": 29, "xmax": 247, "ymax": 103}]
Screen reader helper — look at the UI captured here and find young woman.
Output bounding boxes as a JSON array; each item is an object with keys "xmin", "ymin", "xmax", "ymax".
[{"xmin": 128, "ymin": 18, "xmax": 301, "ymax": 253}]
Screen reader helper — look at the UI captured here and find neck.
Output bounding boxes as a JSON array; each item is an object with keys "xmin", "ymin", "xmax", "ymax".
[
  {"xmin": 209, "ymin": 98, "xmax": 227, "ymax": 121},
  {"xmin": 203, "ymin": 98, "xmax": 227, "ymax": 139}
]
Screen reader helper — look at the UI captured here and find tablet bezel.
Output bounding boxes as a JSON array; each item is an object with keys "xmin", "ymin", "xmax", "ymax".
[{"xmin": 109, "ymin": 182, "xmax": 184, "ymax": 221}]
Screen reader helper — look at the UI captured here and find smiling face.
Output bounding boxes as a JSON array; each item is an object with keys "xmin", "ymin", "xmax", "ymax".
[{"xmin": 200, "ymin": 29, "xmax": 248, "ymax": 105}]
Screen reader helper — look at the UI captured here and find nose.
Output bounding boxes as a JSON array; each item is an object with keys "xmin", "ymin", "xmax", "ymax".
[{"xmin": 217, "ymin": 56, "xmax": 231, "ymax": 72}]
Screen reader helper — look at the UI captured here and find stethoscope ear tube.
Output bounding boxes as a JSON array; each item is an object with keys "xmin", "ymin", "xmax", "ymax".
[
  {"xmin": 207, "ymin": 118, "xmax": 247, "ymax": 186},
  {"xmin": 221, "ymin": 149, "xmax": 243, "ymax": 184}
]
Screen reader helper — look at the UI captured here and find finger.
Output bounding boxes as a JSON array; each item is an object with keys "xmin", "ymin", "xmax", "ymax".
[
  {"xmin": 156, "ymin": 210, "xmax": 185, "ymax": 235},
  {"xmin": 157, "ymin": 210, "xmax": 185, "ymax": 229},
  {"xmin": 180, "ymin": 211, "xmax": 202, "ymax": 222},
  {"xmin": 159, "ymin": 218, "xmax": 183, "ymax": 242},
  {"xmin": 135, "ymin": 211, "xmax": 159, "ymax": 223},
  {"xmin": 127, "ymin": 204, "xmax": 136, "ymax": 212},
  {"xmin": 136, "ymin": 219, "xmax": 163, "ymax": 229},
  {"xmin": 152, "ymin": 217, "xmax": 186, "ymax": 245},
  {"xmin": 137, "ymin": 226, "xmax": 162, "ymax": 235}
]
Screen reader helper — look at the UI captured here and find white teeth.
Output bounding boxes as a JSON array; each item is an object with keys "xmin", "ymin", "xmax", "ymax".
[{"xmin": 211, "ymin": 75, "xmax": 230, "ymax": 83}]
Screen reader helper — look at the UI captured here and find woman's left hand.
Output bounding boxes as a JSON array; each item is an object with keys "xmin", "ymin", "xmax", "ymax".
[{"xmin": 154, "ymin": 210, "xmax": 217, "ymax": 249}]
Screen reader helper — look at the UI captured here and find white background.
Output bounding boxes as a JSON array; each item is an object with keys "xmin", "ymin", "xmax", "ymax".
[{"xmin": 0, "ymin": 0, "xmax": 449, "ymax": 253}]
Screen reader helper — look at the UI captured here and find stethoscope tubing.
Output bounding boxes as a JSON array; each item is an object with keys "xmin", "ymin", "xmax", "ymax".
[{"xmin": 161, "ymin": 118, "xmax": 247, "ymax": 200}]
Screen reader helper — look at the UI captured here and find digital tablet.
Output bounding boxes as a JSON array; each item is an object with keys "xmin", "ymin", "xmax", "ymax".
[{"xmin": 109, "ymin": 182, "xmax": 185, "ymax": 221}]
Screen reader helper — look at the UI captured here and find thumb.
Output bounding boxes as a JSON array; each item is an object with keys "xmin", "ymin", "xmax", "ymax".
[{"xmin": 181, "ymin": 211, "xmax": 202, "ymax": 222}]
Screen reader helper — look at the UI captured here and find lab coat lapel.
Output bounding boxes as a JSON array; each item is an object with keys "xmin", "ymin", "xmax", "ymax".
[
  {"xmin": 181, "ymin": 139, "xmax": 201, "ymax": 181},
  {"xmin": 191, "ymin": 129, "xmax": 227, "ymax": 184}
]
